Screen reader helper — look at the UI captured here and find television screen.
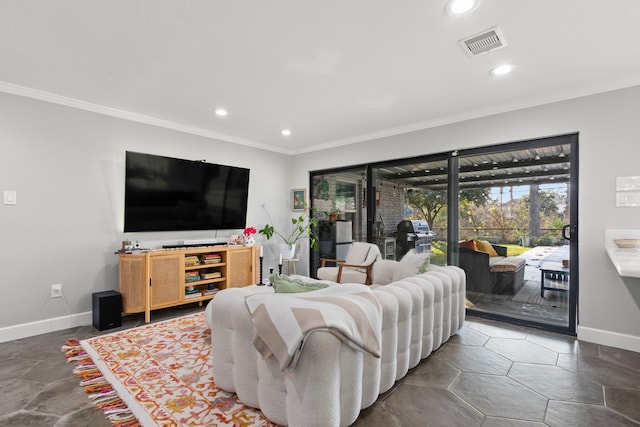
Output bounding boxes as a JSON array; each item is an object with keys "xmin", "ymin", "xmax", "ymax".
[{"xmin": 124, "ymin": 151, "xmax": 250, "ymax": 232}]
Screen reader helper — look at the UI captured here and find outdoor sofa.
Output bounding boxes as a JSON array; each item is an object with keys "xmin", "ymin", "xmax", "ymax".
[{"xmin": 458, "ymin": 239, "xmax": 525, "ymax": 294}]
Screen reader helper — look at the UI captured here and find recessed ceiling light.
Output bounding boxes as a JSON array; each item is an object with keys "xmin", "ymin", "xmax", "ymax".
[
  {"xmin": 490, "ymin": 64, "xmax": 514, "ymax": 76},
  {"xmin": 281, "ymin": 129, "xmax": 291, "ymax": 136},
  {"xmin": 447, "ymin": 0, "xmax": 480, "ymax": 15},
  {"xmin": 214, "ymin": 108, "xmax": 228, "ymax": 117}
]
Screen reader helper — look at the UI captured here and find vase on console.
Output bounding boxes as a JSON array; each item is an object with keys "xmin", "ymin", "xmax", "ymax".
[{"xmin": 243, "ymin": 226, "xmax": 257, "ymax": 246}]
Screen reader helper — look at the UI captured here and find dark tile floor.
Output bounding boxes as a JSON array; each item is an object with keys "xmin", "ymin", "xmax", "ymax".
[{"xmin": 1, "ymin": 305, "xmax": 639, "ymax": 427}]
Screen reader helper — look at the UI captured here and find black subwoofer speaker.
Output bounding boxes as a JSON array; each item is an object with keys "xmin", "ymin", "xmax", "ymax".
[{"xmin": 92, "ymin": 290, "xmax": 122, "ymax": 331}]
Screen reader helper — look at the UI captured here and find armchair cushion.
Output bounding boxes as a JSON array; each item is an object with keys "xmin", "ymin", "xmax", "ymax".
[
  {"xmin": 317, "ymin": 242, "xmax": 381, "ymax": 285},
  {"xmin": 345, "ymin": 243, "xmax": 373, "ymax": 265}
]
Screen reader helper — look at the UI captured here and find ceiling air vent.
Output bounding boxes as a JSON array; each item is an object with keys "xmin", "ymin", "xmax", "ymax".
[{"xmin": 459, "ymin": 26, "xmax": 507, "ymax": 57}]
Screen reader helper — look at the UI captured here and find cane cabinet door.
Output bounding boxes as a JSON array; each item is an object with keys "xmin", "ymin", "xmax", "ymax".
[{"xmin": 149, "ymin": 254, "xmax": 183, "ymax": 307}]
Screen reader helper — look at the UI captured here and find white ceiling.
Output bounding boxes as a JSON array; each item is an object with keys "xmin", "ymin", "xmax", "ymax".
[{"xmin": 2, "ymin": 1, "xmax": 640, "ymax": 155}]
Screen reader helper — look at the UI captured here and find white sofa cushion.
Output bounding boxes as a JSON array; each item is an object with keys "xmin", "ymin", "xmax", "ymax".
[
  {"xmin": 391, "ymin": 250, "xmax": 432, "ymax": 282},
  {"xmin": 372, "ymin": 259, "xmax": 397, "ymax": 285}
]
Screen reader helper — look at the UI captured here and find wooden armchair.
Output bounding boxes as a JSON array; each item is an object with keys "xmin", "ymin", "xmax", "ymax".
[{"xmin": 317, "ymin": 242, "xmax": 381, "ymax": 285}]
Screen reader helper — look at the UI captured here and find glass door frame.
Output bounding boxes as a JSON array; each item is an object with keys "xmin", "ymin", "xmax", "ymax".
[{"xmin": 453, "ymin": 133, "xmax": 579, "ymax": 335}]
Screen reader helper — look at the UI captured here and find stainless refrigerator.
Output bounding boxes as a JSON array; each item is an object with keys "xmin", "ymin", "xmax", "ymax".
[
  {"xmin": 335, "ymin": 220, "xmax": 353, "ymax": 261},
  {"xmin": 318, "ymin": 220, "xmax": 353, "ymax": 262}
]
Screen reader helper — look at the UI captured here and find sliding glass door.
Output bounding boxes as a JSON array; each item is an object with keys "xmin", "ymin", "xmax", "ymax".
[
  {"xmin": 308, "ymin": 133, "xmax": 578, "ymax": 335},
  {"xmin": 456, "ymin": 135, "xmax": 578, "ymax": 334}
]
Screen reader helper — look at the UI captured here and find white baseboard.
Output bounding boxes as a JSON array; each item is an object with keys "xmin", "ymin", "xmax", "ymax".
[
  {"xmin": 577, "ymin": 325, "xmax": 640, "ymax": 353},
  {"xmin": 0, "ymin": 311, "xmax": 93, "ymax": 343}
]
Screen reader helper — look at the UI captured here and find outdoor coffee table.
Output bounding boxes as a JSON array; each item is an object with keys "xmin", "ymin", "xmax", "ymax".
[{"xmin": 539, "ymin": 261, "xmax": 569, "ymax": 297}]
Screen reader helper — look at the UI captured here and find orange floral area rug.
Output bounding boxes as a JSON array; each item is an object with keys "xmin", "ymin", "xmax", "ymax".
[{"xmin": 62, "ymin": 312, "xmax": 278, "ymax": 427}]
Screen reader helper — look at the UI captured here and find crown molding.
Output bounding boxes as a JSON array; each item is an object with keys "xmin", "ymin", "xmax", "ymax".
[{"xmin": 0, "ymin": 81, "xmax": 291, "ymax": 155}]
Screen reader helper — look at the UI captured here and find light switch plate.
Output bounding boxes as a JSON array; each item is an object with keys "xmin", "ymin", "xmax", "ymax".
[
  {"xmin": 3, "ymin": 190, "xmax": 16, "ymax": 205},
  {"xmin": 616, "ymin": 191, "xmax": 640, "ymax": 207},
  {"xmin": 616, "ymin": 176, "xmax": 640, "ymax": 191}
]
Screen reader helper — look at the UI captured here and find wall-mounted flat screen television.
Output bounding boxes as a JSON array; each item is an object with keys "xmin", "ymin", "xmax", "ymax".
[{"xmin": 124, "ymin": 151, "xmax": 250, "ymax": 232}]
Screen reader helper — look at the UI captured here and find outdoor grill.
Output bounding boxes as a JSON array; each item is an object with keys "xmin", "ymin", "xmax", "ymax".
[{"xmin": 396, "ymin": 220, "xmax": 436, "ymax": 257}]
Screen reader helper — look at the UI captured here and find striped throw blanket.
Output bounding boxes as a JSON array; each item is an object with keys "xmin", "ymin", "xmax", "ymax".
[{"xmin": 245, "ymin": 284, "xmax": 382, "ymax": 371}]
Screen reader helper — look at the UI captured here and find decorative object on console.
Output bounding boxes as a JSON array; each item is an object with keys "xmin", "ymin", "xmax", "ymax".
[
  {"xmin": 259, "ymin": 203, "xmax": 319, "ymax": 258},
  {"xmin": 243, "ymin": 226, "xmax": 257, "ymax": 246},
  {"xmin": 229, "ymin": 235, "xmax": 244, "ymax": 245}
]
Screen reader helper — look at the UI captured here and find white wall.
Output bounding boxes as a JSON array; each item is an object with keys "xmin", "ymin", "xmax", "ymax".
[
  {"xmin": 292, "ymin": 85, "xmax": 640, "ymax": 352},
  {"xmin": 0, "ymin": 92, "xmax": 292, "ymax": 340},
  {"xmin": 3, "ymin": 85, "xmax": 640, "ymax": 352}
]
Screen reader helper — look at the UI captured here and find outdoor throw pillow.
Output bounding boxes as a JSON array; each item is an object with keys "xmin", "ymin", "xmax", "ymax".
[
  {"xmin": 270, "ymin": 274, "xmax": 331, "ymax": 293},
  {"xmin": 474, "ymin": 239, "xmax": 499, "ymax": 257},
  {"xmin": 459, "ymin": 239, "xmax": 477, "ymax": 250},
  {"xmin": 392, "ymin": 249, "xmax": 432, "ymax": 282}
]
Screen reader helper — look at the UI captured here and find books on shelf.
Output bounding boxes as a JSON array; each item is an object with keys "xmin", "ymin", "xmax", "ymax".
[
  {"xmin": 185, "ymin": 271, "xmax": 200, "ymax": 283},
  {"xmin": 203, "ymin": 288, "xmax": 220, "ymax": 296},
  {"xmin": 185, "ymin": 255, "xmax": 200, "ymax": 266},
  {"xmin": 201, "ymin": 254, "xmax": 222, "ymax": 264},
  {"xmin": 184, "ymin": 291, "xmax": 203, "ymax": 299},
  {"xmin": 200, "ymin": 271, "xmax": 221, "ymax": 280}
]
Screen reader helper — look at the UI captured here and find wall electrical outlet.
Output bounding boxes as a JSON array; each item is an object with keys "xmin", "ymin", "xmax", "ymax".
[{"xmin": 51, "ymin": 284, "xmax": 63, "ymax": 298}]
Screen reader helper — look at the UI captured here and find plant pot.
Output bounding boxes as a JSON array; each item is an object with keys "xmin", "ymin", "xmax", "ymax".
[{"xmin": 279, "ymin": 243, "xmax": 296, "ymax": 260}]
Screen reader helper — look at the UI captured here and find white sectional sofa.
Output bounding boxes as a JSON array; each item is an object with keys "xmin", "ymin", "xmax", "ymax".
[{"xmin": 205, "ymin": 255, "xmax": 465, "ymax": 427}]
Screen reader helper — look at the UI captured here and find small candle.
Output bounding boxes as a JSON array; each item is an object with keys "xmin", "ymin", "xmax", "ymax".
[
  {"xmin": 279, "ymin": 253, "xmax": 282, "ymax": 264},
  {"xmin": 260, "ymin": 246, "xmax": 263, "ymax": 258}
]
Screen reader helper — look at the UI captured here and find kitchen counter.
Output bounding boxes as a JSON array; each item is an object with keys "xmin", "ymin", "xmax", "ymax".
[{"xmin": 605, "ymin": 229, "xmax": 640, "ymax": 278}]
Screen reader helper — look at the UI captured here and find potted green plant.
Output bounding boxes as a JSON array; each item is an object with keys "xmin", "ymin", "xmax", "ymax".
[{"xmin": 259, "ymin": 205, "xmax": 319, "ymax": 259}]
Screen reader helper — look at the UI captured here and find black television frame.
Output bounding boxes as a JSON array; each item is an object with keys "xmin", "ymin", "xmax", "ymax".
[{"xmin": 123, "ymin": 151, "xmax": 250, "ymax": 232}]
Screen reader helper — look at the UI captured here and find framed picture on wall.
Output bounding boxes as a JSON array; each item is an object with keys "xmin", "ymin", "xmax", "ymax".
[{"xmin": 291, "ymin": 188, "xmax": 306, "ymax": 211}]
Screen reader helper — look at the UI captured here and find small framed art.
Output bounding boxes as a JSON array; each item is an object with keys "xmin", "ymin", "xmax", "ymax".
[{"xmin": 291, "ymin": 188, "xmax": 306, "ymax": 211}]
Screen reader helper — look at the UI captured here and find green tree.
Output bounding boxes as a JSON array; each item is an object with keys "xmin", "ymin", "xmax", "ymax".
[{"xmin": 405, "ymin": 188, "xmax": 490, "ymax": 228}]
